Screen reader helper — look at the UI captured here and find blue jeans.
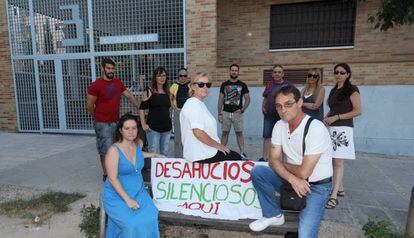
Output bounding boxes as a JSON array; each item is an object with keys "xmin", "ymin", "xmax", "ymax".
[
  {"xmin": 251, "ymin": 165, "xmax": 331, "ymax": 238},
  {"xmin": 263, "ymin": 116, "xmax": 279, "ymax": 138},
  {"xmin": 146, "ymin": 129, "xmax": 171, "ymax": 156}
]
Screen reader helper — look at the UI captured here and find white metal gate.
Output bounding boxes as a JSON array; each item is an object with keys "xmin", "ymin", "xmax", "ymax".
[{"xmin": 6, "ymin": 0, "xmax": 186, "ymax": 133}]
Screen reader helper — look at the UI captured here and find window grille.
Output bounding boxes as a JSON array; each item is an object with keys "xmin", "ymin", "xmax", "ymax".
[{"xmin": 270, "ymin": 0, "xmax": 356, "ymax": 50}]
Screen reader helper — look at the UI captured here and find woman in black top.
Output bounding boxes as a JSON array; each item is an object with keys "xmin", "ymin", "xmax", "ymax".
[
  {"xmin": 139, "ymin": 67, "xmax": 172, "ymax": 156},
  {"xmin": 324, "ymin": 63, "xmax": 362, "ymax": 209}
]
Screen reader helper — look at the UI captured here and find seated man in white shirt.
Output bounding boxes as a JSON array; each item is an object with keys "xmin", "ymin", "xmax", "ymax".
[{"xmin": 249, "ymin": 85, "xmax": 333, "ymax": 238}]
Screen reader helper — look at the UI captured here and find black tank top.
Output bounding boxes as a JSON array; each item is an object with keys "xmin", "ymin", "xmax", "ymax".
[
  {"xmin": 176, "ymin": 82, "xmax": 190, "ymax": 109},
  {"xmin": 302, "ymin": 94, "xmax": 324, "ymax": 121},
  {"xmin": 141, "ymin": 91, "xmax": 172, "ymax": 132}
]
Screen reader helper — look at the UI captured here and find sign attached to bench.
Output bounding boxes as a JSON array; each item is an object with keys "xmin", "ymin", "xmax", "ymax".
[{"xmin": 151, "ymin": 158, "xmax": 264, "ymax": 220}]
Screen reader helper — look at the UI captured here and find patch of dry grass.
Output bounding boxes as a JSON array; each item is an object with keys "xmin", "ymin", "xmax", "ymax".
[{"xmin": 0, "ymin": 191, "xmax": 85, "ymax": 225}]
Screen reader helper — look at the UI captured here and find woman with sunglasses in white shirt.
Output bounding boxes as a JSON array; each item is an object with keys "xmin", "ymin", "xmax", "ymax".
[{"xmin": 180, "ymin": 72, "xmax": 242, "ymax": 163}]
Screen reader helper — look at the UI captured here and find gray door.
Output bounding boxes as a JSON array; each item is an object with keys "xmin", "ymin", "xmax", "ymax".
[{"xmin": 6, "ymin": 0, "xmax": 186, "ymax": 133}]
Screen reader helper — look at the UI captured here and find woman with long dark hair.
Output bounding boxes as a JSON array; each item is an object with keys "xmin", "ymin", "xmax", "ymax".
[
  {"xmin": 324, "ymin": 63, "xmax": 362, "ymax": 209},
  {"xmin": 102, "ymin": 113, "xmax": 163, "ymax": 237},
  {"xmin": 301, "ymin": 68, "xmax": 325, "ymax": 121},
  {"xmin": 139, "ymin": 67, "xmax": 172, "ymax": 156}
]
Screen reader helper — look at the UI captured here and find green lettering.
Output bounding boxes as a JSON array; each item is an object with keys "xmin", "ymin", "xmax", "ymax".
[
  {"xmin": 155, "ymin": 181, "xmax": 167, "ymax": 199},
  {"xmin": 215, "ymin": 184, "xmax": 229, "ymax": 201},
  {"xmin": 202, "ymin": 183, "xmax": 212, "ymax": 202},
  {"xmin": 168, "ymin": 182, "xmax": 178, "ymax": 200},
  {"xmin": 179, "ymin": 183, "xmax": 191, "ymax": 200},
  {"xmin": 242, "ymin": 187, "xmax": 256, "ymax": 206},
  {"xmin": 229, "ymin": 184, "xmax": 242, "ymax": 204},
  {"xmin": 190, "ymin": 183, "xmax": 203, "ymax": 201}
]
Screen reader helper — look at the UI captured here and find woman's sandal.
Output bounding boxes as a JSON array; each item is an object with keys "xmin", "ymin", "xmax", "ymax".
[
  {"xmin": 325, "ymin": 197, "xmax": 338, "ymax": 209},
  {"xmin": 337, "ymin": 190, "xmax": 345, "ymax": 197}
]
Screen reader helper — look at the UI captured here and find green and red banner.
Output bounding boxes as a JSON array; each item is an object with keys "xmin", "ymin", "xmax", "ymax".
[{"xmin": 151, "ymin": 158, "xmax": 265, "ymax": 220}]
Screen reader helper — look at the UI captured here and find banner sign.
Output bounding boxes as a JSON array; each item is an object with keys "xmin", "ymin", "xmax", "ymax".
[{"xmin": 151, "ymin": 158, "xmax": 266, "ymax": 220}]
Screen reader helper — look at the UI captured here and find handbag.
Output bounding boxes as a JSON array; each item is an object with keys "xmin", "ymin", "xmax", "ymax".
[{"xmin": 279, "ymin": 117, "xmax": 314, "ymax": 212}]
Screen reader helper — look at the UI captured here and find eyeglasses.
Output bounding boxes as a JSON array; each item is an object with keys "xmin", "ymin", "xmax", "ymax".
[
  {"xmin": 195, "ymin": 82, "xmax": 212, "ymax": 88},
  {"xmin": 179, "ymin": 75, "xmax": 188, "ymax": 77},
  {"xmin": 275, "ymin": 100, "xmax": 297, "ymax": 111},
  {"xmin": 334, "ymin": 71, "xmax": 347, "ymax": 75},
  {"xmin": 307, "ymin": 74, "xmax": 319, "ymax": 79}
]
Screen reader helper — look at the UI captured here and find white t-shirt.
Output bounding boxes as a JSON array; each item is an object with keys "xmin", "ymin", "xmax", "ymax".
[
  {"xmin": 271, "ymin": 115, "xmax": 333, "ymax": 182},
  {"xmin": 180, "ymin": 97, "xmax": 219, "ymax": 162}
]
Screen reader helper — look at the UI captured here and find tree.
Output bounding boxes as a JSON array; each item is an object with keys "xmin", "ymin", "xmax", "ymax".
[{"xmin": 368, "ymin": 0, "xmax": 414, "ymax": 31}]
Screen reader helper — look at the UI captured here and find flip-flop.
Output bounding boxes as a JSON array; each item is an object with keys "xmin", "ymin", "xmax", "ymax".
[
  {"xmin": 325, "ymin": 198, "xmax": 338, "ymax": 209},
  {"xmin": 337, "ymin": 190, "xmax": 345, "ymax": 197}
]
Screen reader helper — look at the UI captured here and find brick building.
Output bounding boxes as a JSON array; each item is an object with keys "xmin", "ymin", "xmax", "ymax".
[{"xmin": 1, "ymin": 0, "xmax": 413, "ymax": 156}]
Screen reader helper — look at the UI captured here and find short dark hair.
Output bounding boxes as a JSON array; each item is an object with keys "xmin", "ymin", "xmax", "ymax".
[
  {"xmin": 178, "ymin": 67, "xmax": 188, "ymax": 74},
  {"xmin": 229, "ymin": 64, "xmax": 239, "ymax": 70},
  {"xmin": 101, "ymin": 58, "xmax": 116, "ymax": 68},
  {"xmin": 272, "ymin": 64, "xmax": 284, "ymax": 70},
  {"xmin": 274, "ymin": 85, "xmax": 301, "ymax": 102}
]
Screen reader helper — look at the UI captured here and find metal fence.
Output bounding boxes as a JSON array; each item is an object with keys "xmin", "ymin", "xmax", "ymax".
[{"xmin": 6, "ymin": 0, "xmax": 185, "ymax": 133}]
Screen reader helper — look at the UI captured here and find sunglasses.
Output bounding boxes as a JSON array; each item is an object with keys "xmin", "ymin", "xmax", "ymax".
[
  {"xmin": 179, "ymin": 75, "xmax": 188, "ymax": 77},
  {"xmin": 307, "ymin": 74, "xmax": 319, "ymax": 79},
  {"xmin": 334, "ymin": 71, "xmax": 347, "ymax": 75},
  {"xmin": 195, "ymin": 82, "xmax": 212, "ymax": 88}
]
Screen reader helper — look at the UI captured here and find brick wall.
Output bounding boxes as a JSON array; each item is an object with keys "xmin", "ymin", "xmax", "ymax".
[
  {"xmin": 185, "ymin": 0, "xmax": 219, "ymax": 84},
  {"xmin": 215, "ymin": 0, "xmax": 414, "ymax": 86},
  {"xmin": 0, "ymin": 0, "xmax": 17, "ymax": 131}
]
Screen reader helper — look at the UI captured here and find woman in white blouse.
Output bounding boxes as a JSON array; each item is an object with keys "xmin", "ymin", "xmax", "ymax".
[{"xmin": 180, "ymin": 72, "xmax": 242, "ymax": 163}]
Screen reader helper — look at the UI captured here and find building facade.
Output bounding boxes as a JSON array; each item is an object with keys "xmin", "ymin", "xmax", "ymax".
[{"xmin": 1, "ymin": 0, "xmax": 414, "ymax": 156}]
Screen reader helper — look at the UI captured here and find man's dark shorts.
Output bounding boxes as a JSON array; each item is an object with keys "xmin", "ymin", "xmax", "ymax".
[
  {"xmin": 94, "ymin": 122, "xmax": 117, "ymax": 156},
  {"xmin": 263, "ymin": 116, "xmax": 279, "ymax": 139}
]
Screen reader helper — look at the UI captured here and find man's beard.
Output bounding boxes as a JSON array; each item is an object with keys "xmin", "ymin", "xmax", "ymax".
[
  {"xmin": 105, "ymin": 72, "xmax": 114, "ymax": 79},
  {"xmin": 230, "ymin": 75, "xmax": 238, "ymax": 80}
]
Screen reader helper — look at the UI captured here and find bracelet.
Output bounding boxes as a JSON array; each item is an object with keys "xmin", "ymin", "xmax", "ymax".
[
  {"xmin": 337, "ymin": 114, "xmax": 340, "ymax": 120},
  {"xmin": 218, "ymin": 113, "xmax": 222, "ymax": 116}
]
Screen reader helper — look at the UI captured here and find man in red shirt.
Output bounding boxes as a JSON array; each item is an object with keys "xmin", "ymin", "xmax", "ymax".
[{"xmin": 87, "ymin": 58, "xmax": 140, "ymax": 180}]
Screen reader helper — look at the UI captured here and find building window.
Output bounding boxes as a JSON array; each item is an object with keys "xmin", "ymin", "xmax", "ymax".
[
  {"xmin": 263, "ymin": 69, "xmax": 323, "ymax": 85},
  {"xmin": 270, "ymin": 0, "xmax": 357, "ymax": 50}
]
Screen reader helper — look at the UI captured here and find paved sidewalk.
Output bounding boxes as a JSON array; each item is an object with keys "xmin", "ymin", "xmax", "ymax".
[{"xmin": 0, "ymin": 132, "xmax": 412, "ymax": 236}]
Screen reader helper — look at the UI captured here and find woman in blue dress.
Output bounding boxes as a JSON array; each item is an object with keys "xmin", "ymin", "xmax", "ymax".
[{"xmin": 103, "ymin": 113, "xmax": 163, "ymax": 238}]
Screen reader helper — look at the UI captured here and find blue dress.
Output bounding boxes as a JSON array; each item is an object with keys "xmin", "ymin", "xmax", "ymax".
[{"xmin": 103, "ymin": 145, "xmax": 159, "ymax": 238}]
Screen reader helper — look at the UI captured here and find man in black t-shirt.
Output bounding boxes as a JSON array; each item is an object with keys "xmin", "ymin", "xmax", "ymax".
[{"xmin": 218, "ymin": 64, "xmax": 250, "ymax": 159}]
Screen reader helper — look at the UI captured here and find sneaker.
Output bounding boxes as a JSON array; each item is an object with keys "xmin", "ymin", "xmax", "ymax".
[
  {"xmin": 241, "ymin": 153, "xmax": 247, "ymax": 160},
  {"xmin": 249, "ymin": 214, "xmax": 285, "ymax": 232},
  {"xmin": 258, "ymin": 157, "xmax": 266, "ymax": 162}
]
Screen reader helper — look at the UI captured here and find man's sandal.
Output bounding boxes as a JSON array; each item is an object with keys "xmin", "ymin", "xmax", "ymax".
[
  {"xmin": 337, "ymin": 190, "xmax": 345, "ymax": 197},
  {"xmin": 325, "ymin": 198, "xmax": 338, "ymax": 209}
]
